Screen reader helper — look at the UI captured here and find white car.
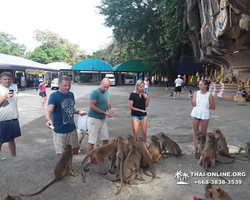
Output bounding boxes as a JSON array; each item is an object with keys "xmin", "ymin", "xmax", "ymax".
[
  {"xmin": 124, "ymin": 75, "xmax": 135, "ymax": 84},
  {"xmin": 105, "ymin": 74, "xmax": 116, "ymax": 85},
  {"xmin": 51, "ymin": 78, "xmax": 59, "ymax": 90}
]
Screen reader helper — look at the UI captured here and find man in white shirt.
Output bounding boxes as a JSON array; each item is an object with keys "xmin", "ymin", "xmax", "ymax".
[{"xmin": 173, "ymin": 75, "xmax": 183, "ymax": 100}]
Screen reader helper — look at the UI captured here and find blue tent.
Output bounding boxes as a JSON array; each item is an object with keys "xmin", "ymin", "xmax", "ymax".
[{"xmin": 71, "ymin": 59, "xmax": 114, "ymax": 71}]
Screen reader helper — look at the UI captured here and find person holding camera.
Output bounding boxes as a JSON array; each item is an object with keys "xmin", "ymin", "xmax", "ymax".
[{"xmin": 0, "ymin": 72, "xmax": 21, "ymax": 156}]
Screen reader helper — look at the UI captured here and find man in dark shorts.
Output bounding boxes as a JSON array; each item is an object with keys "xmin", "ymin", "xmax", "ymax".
[
  {"xmin": 0, "ymin": 72, "xmax": 21, "ymax": 156},
  {"xmin": 173, "ymin": 75, "xmax": 183, "ymax": 100}
]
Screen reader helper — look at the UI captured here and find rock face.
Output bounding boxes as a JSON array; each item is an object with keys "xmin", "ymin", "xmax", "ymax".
[{"xmin": 186, "ymin": 0, "xmax": 250, "ymax": 83}]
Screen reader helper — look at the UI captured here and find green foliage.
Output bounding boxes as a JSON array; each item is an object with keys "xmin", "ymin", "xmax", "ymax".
[
  {"xmin": 0, "ymin": 32, "xmax": 27, "ymax": 57},
  {"xmin": 31, "ymin": 30, "xmax": 87, "ymax": 65},
  {"xmin": 98, "ymin": 0, "xmax": 192, "ymax": 77},
  {"xmin": 28, "ymin": 46, "xmax": 70, "ymax": 64}
]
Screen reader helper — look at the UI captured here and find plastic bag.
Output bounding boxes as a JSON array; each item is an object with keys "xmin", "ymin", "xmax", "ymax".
[{"xmin": 78, "ymin": 115, "xmax": 88, "ymax": 131}]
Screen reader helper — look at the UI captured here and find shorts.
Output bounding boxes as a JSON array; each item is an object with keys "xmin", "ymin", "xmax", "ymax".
[
  {"xmin": 144, "ymin": 88, "xmax": 149, "ymax": 94},
  {"xmin": 130, "ymin": 115, "xmax": 147, "ymax": 121},
  {"xmin": 52, "ymin": 129, "xmax": 78, "ymax": 154},
  {"xmin": 87, "ymin": 117, "xmax": 109, "ymax": 144},
  {"xmin": 174, "ymin": 86, "xmax": 182, "ymax": 92},
  {"xmin": 0, "ymin": 119, "xmax": 21, "ymax": 143},
  {"xmin": 40, "ymin": 92, "xmax": 47, "ymax": 97},
  {"xmin": 191, "ymin": 116, "xmax": 209, "ymax": 122}
]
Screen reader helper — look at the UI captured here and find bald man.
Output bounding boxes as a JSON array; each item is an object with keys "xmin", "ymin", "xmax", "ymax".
[{"xmin": 87, "ymin": 78, "xmax": 113, "ymax": 163}]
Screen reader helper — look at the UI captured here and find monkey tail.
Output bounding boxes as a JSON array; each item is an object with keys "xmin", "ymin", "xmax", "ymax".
[
  {"xmin": 115, "ymin": 156, "xmax": 124, "ymax": 195},
  {"xmin": 19, "ymin": 178, "xmax": 57, "ymax": 197},
  {"xmin": 81, "ymin": 150, "xmax": 96, "ymax": 183},
  {"xmin": 141, "ymin": 165, "xmax": 160, "ymax": 184}
]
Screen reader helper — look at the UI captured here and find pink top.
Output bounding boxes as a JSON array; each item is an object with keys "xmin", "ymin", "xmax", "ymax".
[{"xmin": 39, "ymin": 84, "xmax": 46, "ymax": 92}]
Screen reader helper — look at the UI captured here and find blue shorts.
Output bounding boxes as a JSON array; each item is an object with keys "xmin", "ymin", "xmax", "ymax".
[
  {"xmin": 0, "ymin": 119, "xmax": 21, "ymax": 143},
  {"xmin": 40, "ymin": 92, "xmax": 47, "ymax": 97},
  {"xmin": 191, "ymin": 116, "xmax": 209, "ymax": 122},
  {"xmin": 130, "ymin": 115, "xmax": 147, "ymax": 121}
]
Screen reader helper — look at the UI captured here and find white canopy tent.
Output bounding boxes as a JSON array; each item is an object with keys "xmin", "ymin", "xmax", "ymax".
[{"xmin": 0, "ymin": 53, "xmax": 59, "ymax": 71}]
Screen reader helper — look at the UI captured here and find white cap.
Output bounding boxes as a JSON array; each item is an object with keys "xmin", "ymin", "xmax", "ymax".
[
  {"xmin": 39, "ymin": 79, "xmax": 43, "ymax": 82},
  {"xmin": 178, "ymin": 75, "xmax": 181, "ymax": 78}
]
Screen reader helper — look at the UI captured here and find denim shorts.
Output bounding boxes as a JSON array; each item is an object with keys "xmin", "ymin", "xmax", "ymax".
[
  {"xmin": 191, "ymin": 116, "xmax": 209, "ymax": 122},
  {"xmin": 130, "ymin": 115, "xmax": 147, "ymax": 121}
]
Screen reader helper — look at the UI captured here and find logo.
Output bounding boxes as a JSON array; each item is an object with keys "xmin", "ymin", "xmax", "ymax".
[{"xmin": 174, "ymin": 170, "xmax": 190, "ymax": 184}]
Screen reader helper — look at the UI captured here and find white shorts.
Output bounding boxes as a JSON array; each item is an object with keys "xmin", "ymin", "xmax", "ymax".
[
  {"xmin": 52, "ymin": 129, "xmax": 78, "ymax": 154},
  {"xmin": 87, "ymin": 117, "xmax": 109, "ymax": 144}
]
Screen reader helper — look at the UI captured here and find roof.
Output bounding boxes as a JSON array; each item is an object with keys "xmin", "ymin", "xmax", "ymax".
[
  {"xmin": 46, "ymin": 62, "xmax": 72, "ymax": 70},
  {"xmin": 113, "ymin": 59, "xmax": 153, "ymax": 72},
  {"xmin": 71, "ymin": 59, "xmax": 114, "ymax": 71},
  {"xmin": 100, "ymin": 56, "xmax": 112, "ymax": 67},
  {"xmin": 0, "ymin": 53, "xmax": 59, "ymax": 71}
]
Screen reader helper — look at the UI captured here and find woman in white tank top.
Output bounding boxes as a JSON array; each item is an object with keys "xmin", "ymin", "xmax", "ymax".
[{"xmin": 189, "ymin": 80, "xmax": 215, "ymax": 151}]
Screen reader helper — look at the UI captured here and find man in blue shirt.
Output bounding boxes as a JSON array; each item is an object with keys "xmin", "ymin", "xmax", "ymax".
[
  {"xmin": 87, "ymin": 78, "xmax": 113, "ymax": 163},
  {"xmin": 34, "ymin": 77, "xmax": 40, "ymax": 91},
  {"xmin": 45, "ymin": 75, "xmax": 86, "ymax": 155}
]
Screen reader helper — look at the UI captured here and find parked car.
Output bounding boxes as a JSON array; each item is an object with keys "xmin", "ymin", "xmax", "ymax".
[
  {"xmin": 124, "ymin": 75, "xmax": 135, "ymax": 85},
  {"xmin": 105, "ymin": 74, "xmax": 116, "ymax": 85},
  {"xmin": 51, "ymin": 78, "xmax": 59, "ymax": 90}
]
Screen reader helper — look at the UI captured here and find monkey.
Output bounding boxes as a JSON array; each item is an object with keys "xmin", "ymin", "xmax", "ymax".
[
  {"xmin": 148, "ymin": 135, "xmax": 161, "ymax": 164},
  {"xmin": 137, "ymin": 137, "xmax": 159, "ymax": 183},
  {"xmin": 198, "ymin": 133, "xmax": 218, "ymax": 169},
  {"xmin": 116, "ymin": 144, "xmax": 141, "ymax": 195},
  {"xmin": 213, "ymin": 128, "xmax": 235, "ymax": 158},
  {"xmin": 77, "ymin": 129, "xmax": 88, "ymax": 153},
  {"xmin": 115, "ymin": 136, "xmax": 128, "ymax": 171},
  {"xmin": 195, "ymin": 131, "xmax": 206, "ymax": 158},
  {"xmin": 157, "ymin": 132, "xmax": 181, "ymax": 156},
  {"xmin": 81, "ymin": 139, "xmax": 117, "ymax": 183},
  {"xmin": 20, "ymin": 144, "xmax": 75, "ymax": 197},
  {"xmin": 1, "ymin": 194, "xmax": 22, "ymax": 200},
  {"xmin": 238, "ymin": 142, "xmax": 250, "ymax": 159},
  {"xmin": 102, "ymin": 144, "xmax": 142, "ymax": 195},
  {"xmin": 204, "ymin": 184, "xmax": 233, "ymax": 200},
  {"xmin": 127, "ymin": 134, "xmax": 139, "ymax": 149}
]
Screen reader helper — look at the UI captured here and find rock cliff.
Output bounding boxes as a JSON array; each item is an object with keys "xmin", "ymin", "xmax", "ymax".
[{"xmin": 186, "ymin": 0, "xmax": 250, "ymax": 83}]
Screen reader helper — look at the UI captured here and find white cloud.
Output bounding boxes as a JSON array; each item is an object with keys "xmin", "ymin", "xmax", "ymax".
[{"xmin": 0, "ymin": 0, "xmax": 113, "ymax": 54}]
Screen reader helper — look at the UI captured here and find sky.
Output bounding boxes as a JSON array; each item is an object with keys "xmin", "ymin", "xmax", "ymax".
[{"xmin": 0, "ymin": 0, "xmax": 113, "ymax": 54}]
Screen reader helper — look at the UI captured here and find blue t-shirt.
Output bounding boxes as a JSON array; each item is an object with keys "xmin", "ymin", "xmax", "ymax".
[
  {"xmin": 88, "ymin": 88, "xmax": 109, "ymax": 119},
  {"xmin": 35, "ymin": 78, "xmax": 39, "ymax": 86},
  {"xmin": 48, "ymin": 91, "xmax": 76, "ymax": 133}
]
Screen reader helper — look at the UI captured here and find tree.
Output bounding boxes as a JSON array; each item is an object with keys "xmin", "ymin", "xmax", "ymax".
[
  {"xmin": 0, "ymin": 32, "xmax": 27, "ymax": 57},
  {"xmin": 28, "ymin": 46, "xmax": 70, "ymax": 64},
  {"xmin": 98, "ymin": 0, "xmax": 191, "ymax": 78},
  {"xmin": 31, "ymin": 30, "xmax": 87, "ymax": 65}
]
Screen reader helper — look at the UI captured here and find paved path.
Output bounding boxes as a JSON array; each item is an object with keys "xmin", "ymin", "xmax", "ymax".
[{"xmin": 0, "ymin": 84, "xmax": 250, "ymax": 199}]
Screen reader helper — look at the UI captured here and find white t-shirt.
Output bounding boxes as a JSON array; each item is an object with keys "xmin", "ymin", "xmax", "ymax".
[
  {"xmin": 144, "ymin": 80, "xmax": 149, "ymax": 88},
  {"xmin": 0, "ymin": 85, "xmax": 19, "ymax": 121},
  {"xmin": 175, "ymin": 78, "xmax": 183, "ymax": 87},
  {"xmin": 191, "ymin": 91, "xmax": 210, "ymax": 120}
]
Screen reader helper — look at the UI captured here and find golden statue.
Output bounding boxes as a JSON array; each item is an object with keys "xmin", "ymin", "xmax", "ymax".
[
  {"xmin": 201, "ymin": 75, "xmax": 204, "ymax": 80},
  {"xmin": 220, "ymin": 65, "xmax": 224, "ymax": 83},
  {"xmin": 205, "ymin": 66, "xmax": 208, "ymax": 75},
  {"xmin": 190, "ymin": 75, "xmax": 194, "ymax": 83},
  {"xmin": 217, "ymin": 73, "xmax": 221, "ymax": 83},
  {"xmin": 247, "ymin": 77, "xmax": 250, "ymax": 85}
]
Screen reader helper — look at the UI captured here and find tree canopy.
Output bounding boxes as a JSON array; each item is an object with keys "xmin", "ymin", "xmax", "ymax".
[
  {"xmin": 0, "ymin": 32, "xmax": 27, "ymax": 57},
  {"xmin": 28, "ymin": 30, "xmax": 87, "ymax": 65},
  {"xmin": 98, "ymin": 0, "xmax": 191, "ymax": 77}
]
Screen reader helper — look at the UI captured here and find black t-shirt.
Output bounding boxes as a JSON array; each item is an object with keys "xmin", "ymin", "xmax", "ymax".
[{"xmin": 129, "ymin": 92, "xmax": 146, "ymax": 117}]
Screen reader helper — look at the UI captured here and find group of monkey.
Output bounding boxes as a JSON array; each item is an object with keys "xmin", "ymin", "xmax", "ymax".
[
  {"xmin": 2, "ymin": 128, "xmax": 250, "ymax": 199},
  {"xmin": 196, "ymin": 127, "xmax": 250, "ymax": 169}
]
